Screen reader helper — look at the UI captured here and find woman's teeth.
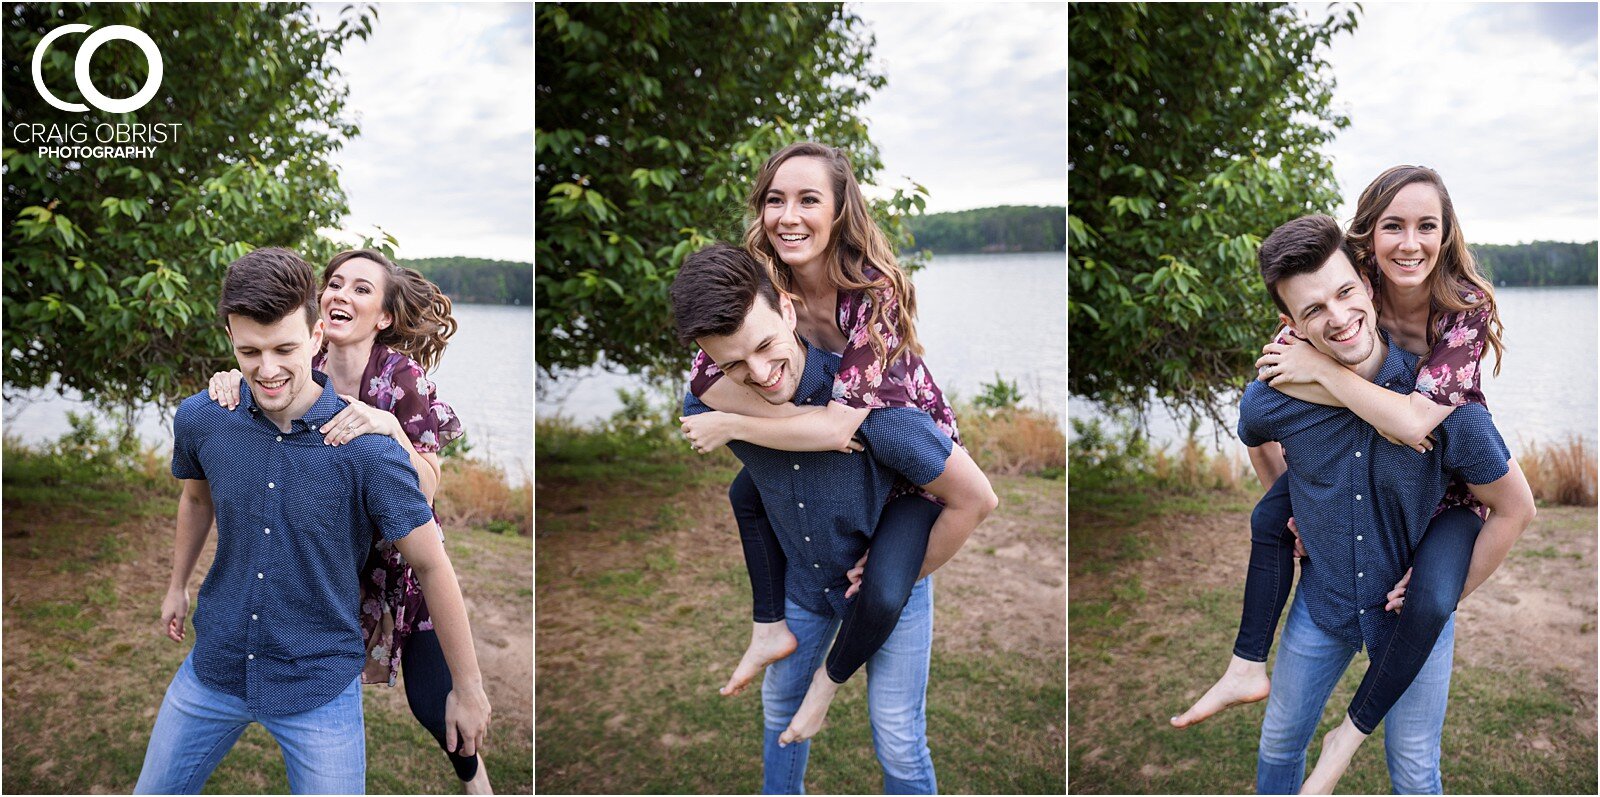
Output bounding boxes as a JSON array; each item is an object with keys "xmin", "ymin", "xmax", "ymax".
[
  {"xmin": 779, "ymin": 234, "xmax": 807, "ymax": 242},
  {"xmin": 1392, "ymin": 258, "xmax": 1424, "ymax": 268}
]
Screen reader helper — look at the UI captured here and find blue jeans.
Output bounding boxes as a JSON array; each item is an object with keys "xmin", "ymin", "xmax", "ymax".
[
  {"xmin": 135, "ymin": 654, "xmax": 366, "ymax": 794},
  {"xmin": 732, "ymin": 469, "xmax": 941, "ymax": 684},
  {"xmin": 762, "ymin": 577, "xmax": 937, "ymax": 795},
  {"xmin": 1257, "ymin": 589, "xmax": 1456, "ymax": 794}
]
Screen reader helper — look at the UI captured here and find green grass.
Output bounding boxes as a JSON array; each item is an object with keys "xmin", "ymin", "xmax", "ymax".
[{"xmin": 2, "ymin": 442, "xmax": 532, "ymax": 794}]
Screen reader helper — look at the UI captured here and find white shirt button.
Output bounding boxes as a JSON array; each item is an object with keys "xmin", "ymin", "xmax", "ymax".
[
  {"xmin": 824, "ymin": 587, "xmax": 831, "ymax": 593},
  {"xmin": 813, "ymin": 563, "xmax": 820, "ymax": 568},
  {"xmin": 1356, "ymin": 535, "xmax": 1363, "ymax": 541},
  {"xmin": 793, "ymin": 464, "xmax": 800, "ymax": 470},
  {"xmin": 267, "ymin": 482, "xmax": 275, "ymax": 489},
  {"xmin": 247, "ymin": 654, "xmax": 255, "ymax": 660},
  {"xmin": 276, "ymin": 435, "xmax": 282, "ymax": 442},
  {"xmin": 797, "ymin": 502, "xmax": 804, "ymax": 508},
  {"xmin": 1360, "ymin": 608, "xmax": 1366, "ymax": 615},
  {"xmin": 251, "ymin": 614, "xmax": 258, "ymax": 620},
  {"xmin": 264, "ymin": 528, "xmax": 271, "ymax": 534},
  {"xmin": 804, "ymin": 536, "xmax": 810, "ymax": 542},
  {"xmin": 257, "ymin": 572, "xmax": 264, "ymax": 579},
  {"xmin": 1356, "ymin": 494, "xmax": 1362, "ymax": 501},
  {"xmin": 1355, "ymin": 451, "xmax": 1362, "ymax": 458},
  {"xmin": 1358, "ymin": 572, "xmax": 1364, "ymax": 578}
]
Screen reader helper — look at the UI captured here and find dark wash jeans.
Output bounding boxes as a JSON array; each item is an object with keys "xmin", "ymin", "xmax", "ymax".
[
  {"xmin": 1234, "ymin": 472, "xmax": 1483, "ymax": 734},
  {"xmin": 729, "ymin": 468, "xmax": 941, "ymax": 683}
]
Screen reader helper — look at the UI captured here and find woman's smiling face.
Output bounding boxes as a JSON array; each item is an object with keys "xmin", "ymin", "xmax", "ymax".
[
  {"xmin": 320, "ymin": 256, "xmax": 390, "ymax": 345},
  {"xmin": 762, "ymin": 156, "xmax": 836, "ymax": 272},
  {"xmin": 1374, "ymin": 181, "xmax": 1444, "ymax": 292}
]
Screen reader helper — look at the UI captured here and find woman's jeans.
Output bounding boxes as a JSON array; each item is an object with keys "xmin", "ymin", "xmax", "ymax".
[
  {"xmin": 730, "ymin": 468, "xmax": 940, "ymax": 683},
  {"xmin": 762, "ymin": 577, "xmax": 937, "ymax": 794},
  {"xmin": 135, "ymin": 654, "xmax": 365, "ymax": 794},
  {"xmin": 1234, "ymin": 473, "xmax": 1483, "ymax": 734},
  {"xmin": 1257, "ymin": 589, "xmax": 1456, "ymax": 794}
]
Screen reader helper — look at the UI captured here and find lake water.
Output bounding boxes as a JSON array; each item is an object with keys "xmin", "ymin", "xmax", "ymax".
[
  {"xmin": 1068, "ymin": 285, "xmax": 1599, "ymax": 452},
  {"xmin": 2, "ymin": 304, "xmax": 533, "ymax": 478},
  {"xmin": 536, "ymin": 251, "xmax": 1068, "ymax": 426}
]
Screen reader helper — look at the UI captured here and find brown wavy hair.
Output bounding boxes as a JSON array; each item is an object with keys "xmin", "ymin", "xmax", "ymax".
[
  {"xmin": 322, "ymin": 249, "xmax": 457, "ymax": 372},
  {"xmin": 740, "ymin": 142, "xmax": 922, "ymax": 363},
  {"xmin": 1347, "ymin": 165, "xmax": 1504, "ymax": 376}
]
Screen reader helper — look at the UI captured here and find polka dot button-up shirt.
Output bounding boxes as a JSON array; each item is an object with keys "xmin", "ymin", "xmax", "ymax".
[
  {"xmin": 171, "ymin": 371, "xmax": 436, "ymax": 715},
  {"xmin": 1238, "ymin": 332, "xmax": 1510, "ymax": 653},
  {"xmin": 683, "ymin": 342, "xmax": 953, "ymax": 619}
]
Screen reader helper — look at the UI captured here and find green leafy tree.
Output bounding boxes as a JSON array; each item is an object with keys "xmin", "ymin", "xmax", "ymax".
[
  {"xmin": 1473, "ymin": 241, "xmax": 1599, "ymax": 287},
  {"xmin": 1068, "ymin": 2, "xmax": 1359, "ymax": 422},
  {"xmin": 3, "ymin": 3, "xmax": 374, "ymax": 410},
  {"xmin": 536, "ymin": 2, "xmax": 925, "ymax": 380},
  {"xmin": 905, "ymin": 205, "xmax": 1066, "ymax": 254}
]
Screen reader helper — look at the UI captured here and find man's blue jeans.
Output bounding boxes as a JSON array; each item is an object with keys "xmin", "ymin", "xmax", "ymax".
[
  {"xmin": 762, "ymin": 577, "xmax": 937, "ymax": 795},
  {"xmin": 1257, "ymin": 589, "xmax": 1455, "ymax": 794},
  {"xmin": 134, "ymin": 654, "xmax": 366, "ymax": 794}
]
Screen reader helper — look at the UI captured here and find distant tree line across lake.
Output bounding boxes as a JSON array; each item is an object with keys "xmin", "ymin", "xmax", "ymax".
[
  {"xmin": 904, "ymin": 205, "xmax": 1065, "ymax": 254},
  {"xmin": 1472, "ymin": 241, "xmax": 1597, "ymax": 287},
  {"xmin": 404, "ymin": 257, "xmax": 532, "ymax": 305}
]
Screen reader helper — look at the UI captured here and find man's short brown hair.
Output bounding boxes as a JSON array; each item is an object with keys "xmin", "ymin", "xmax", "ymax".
[
  {"xmin": 1258, "ymin": 215, "xmax": 1358, "ymax": 315},
  {"xmin": 217, "ymin": 247, "xmax": 319, "ymax": 329},
  {"xmin": 670, "ymin": 244, "xmax": 781, "ymax": 344}
]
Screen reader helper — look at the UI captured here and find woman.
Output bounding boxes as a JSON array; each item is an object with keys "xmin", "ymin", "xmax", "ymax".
[
  {"xmin": 1171, "ymin": 166, "xmax": 1535, "ymax": 792},
  {"xmin": 678, "ymin": 142, "xmax": 997, "ymax": 745},
  {"xmin": 208, "ymin": 250, "xmax": 492, "ymax": 794}
]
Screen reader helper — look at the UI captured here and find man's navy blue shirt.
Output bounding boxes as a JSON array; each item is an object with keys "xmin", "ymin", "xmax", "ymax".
[
  {"xmin": 683, "ymin": 343, "xmax": 953, "ymax": 618},
  {"xmin": 1238, "ymin": 331, "xmax": 1510, "ymax": 653},
  {"xmin": 172, "ymin": 371, "xmax": 436, "ymax": 715}
]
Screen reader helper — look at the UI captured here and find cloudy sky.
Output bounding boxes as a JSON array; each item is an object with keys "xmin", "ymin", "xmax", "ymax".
[
  {"xmin": 316, "ymin": 3, "xmax": 533, "ymax": 262},
  {"xmin": 851, "ymin": 2, "xmax": 1066, "ymax": 212},
  {"xmin": 1320, "ymin": 2, "xmax": 1597, "ymax": 244}
]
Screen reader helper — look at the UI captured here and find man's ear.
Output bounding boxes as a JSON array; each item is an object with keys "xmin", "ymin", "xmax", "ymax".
[
  {"xmin": 778, "ymin": 293, "xmax": 797, "ymax": 331},
  {"xmin": 1278, "ymin": 312, "xmax": 1301, "ymax": 338},
  {"xmin": 310, "ymin": 318, "xmax": 326, "ymax": 351},
  {"xmin": 1359, "ymin": 271, "xmax": 1375, "ymax": 298}
]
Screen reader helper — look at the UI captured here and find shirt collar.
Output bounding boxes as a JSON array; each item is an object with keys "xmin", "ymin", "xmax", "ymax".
[
  {"xmin": 240, "ymin": 370, "xmax": 345, "ymax": 429},
  {"xmin": 792, "ymin": 337, "xmax": 840, "ymax": 407}
]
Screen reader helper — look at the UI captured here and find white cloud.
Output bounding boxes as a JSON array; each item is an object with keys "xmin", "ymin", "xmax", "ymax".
[
  {"xmin": 315, "ymin": 3, "xmax": 533, "ymax": 261},
  {"xmin": 851, "ymin": 2, "xmax": 1066, "ymax": 212},
  {"xmin": 1323, "ymin": 2, "xmax": 1597, "ymax": 243}
]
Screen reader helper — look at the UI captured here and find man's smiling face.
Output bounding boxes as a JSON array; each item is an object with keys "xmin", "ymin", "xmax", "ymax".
[
  {"xmin": 697, "ymin": 293, "xmax": 805, "ymax": 405},
  {"xmin": 1277, "ymin": 249, "xmax": 1380, "ymax": 370}
]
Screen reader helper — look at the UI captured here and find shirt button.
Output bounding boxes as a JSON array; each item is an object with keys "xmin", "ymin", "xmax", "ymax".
[
  {"xmin": 793, "ymin": 464, "xmax": 800, "ymax": 470},
  {"xmin": 1356, "ymin": 535, "xmax": 1364, "ymax": 541},
  {"xmin": 1356, "ymin": 494, "xmax": 1362, "ymax": 501},
  {"xmin": 1355, "ymin": 451, "xmax": 1362, "ymax": 458},
  {"xmin": 264, "ymin": 528, "xmax": 271, "ymax": 534},
  {"xmin": 275, "ymin": 435, "xmax": 282, "ymax": 442},
  {"xmin": 804, "ymin": 536, "xmax": 811, "ymax": 542},
  {"xmin": 824, "ymin": 587, "xmax": 831, "ymax": 593},
  {"xmin": 1358, "ymin": 572, "xmax": 1364, "ymax": 578},
  {"xmin": 257, "ymin": 572, "xmax": 264, "ymax": 579},
  {"xmin": 251, "ymin": 614, "xmax": 258, "ymax": 620},
  {"xmin": 798, "ymin": 502, "xmax": 804, "ymax": 508},
  {"xmin": 247, "ymin": 654, "xmax": 255, "ymax": 660},
  {"xmin": 1359, "ymin": 609, "xmax": 1366, "ymax": 615},
  {"xmin": 813, "ymin": 563, "xmax": 820, "ymax": 568},
  {"xmin": 267, "ymin": 482, "xmax": 275, "ymax": 489}
]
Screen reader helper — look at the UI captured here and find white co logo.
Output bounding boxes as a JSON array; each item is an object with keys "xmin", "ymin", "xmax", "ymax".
[{"xmin": 32, "ymin": 24, "xmax": 163, "ymax": 114}]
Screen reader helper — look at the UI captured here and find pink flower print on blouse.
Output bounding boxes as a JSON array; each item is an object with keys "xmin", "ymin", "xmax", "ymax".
[
  {"xmin": 1414, "ymin": 368, "xmax": 1439, "ymax": 396},
  {"xmin": 1444, "ymin": 323, "xmax": 1479, "ymax": 349}
]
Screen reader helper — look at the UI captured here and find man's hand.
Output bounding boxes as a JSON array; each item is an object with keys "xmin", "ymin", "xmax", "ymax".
[
  {"xmin": 444, "ymin": 682, "xmax": 492, "ymax": 757},
  {"xmin": 1385, "ymin": 568, "xmax": 1412, "ymax": 612},
  {"xmin": 1287, "ymin": 517, "xmax": 1306, "ymax": 559},
  {"xmin": 320, "ymin": 396, "xmax": 406, "ymax": 447},
  {"xmin": 161, "ymin": 587, "xmax": 189, "ymax": 642},
  {"xmin": 843, "ymin": 550, "xmax": 869, "ymax": 598}
]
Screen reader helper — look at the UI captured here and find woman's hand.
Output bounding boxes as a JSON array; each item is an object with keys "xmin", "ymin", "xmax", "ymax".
[
  {"xmin": 320, "ymin": 396, "xmax": 405, "ymax": 446},
  {"xmin": 207, "ymin": 369, "xmax": 245, "ymax": 410},
  {"xmin": 1385, "ymin": 567, "xmax": 1412, "ymax": 613},
  {"xmin": 844, "ymin": 550, "xmax": 869, "ymax": 598},
  {"xmin": 680, "ymin": 411, "xmax": 743, "ymax": 454},
  {"xmin": 1256, "ymin": 334, "xmax": 1336, "ymax": 387}
]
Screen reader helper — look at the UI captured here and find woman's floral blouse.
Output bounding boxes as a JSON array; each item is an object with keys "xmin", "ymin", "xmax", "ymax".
[
  {"xmin": 688, "ymin": 266, "xmax": 960, "ymax": 502},
  {"xmin": 313, "ymin": 343, "xmax": 463, "ymax": 686}
]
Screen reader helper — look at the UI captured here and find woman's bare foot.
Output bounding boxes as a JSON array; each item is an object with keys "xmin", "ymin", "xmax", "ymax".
[
  {"xmin": 462, "ymin": 757, "xmax": 493, "ymax": 795},
  {"xmin": 1299, "ymin": 714, "xmax": 1368, "ymax": 794},
  {"xmin": 1170, "ymin": 654, "xmax": 1271, "ymax": 729},
  {"xmin": 720, "ymin": 620, "xmax": 798, "ymax": 696},
  {"xmin": 778, "ymin": 666, "xmax": 841, "ymax": 746}
]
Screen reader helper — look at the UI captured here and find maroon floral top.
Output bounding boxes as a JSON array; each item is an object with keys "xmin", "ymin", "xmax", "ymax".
[
  {"xmin": 1420, "ymin": 291, "xmax": 1492, "ymax": 518},
  {"xmin": 313, "ymin": 343, "xmax": 463, "ymax": 686},
  {"xmin": 688, "ymin": 267, "xmax": 960, "ymax": 501}
]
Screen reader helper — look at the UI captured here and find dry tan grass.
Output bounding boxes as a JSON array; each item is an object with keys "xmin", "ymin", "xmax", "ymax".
[
  {"xmin": 960, "ymin": 406, "xmax": 1066, "ymax": 475},
  {"xmin": 435, "ymin": 456, "xmax": 532, "ymax": 535},
  {"xmin": 1518, "ymin": 436, "xmax": 1597, "ymax": 507}
]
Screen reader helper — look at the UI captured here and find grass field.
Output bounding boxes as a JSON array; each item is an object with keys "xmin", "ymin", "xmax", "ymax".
[
  {"xmin": 0, "ymin": 438, "xmax": 532, "ymax": 794},
  {"xmin": 535, "ymin": 418, "xmax": 1067, "ymax": 793},
  {"xmin": 1068, "ymin": 462, "xmax": 1597, "ymax": 794}
]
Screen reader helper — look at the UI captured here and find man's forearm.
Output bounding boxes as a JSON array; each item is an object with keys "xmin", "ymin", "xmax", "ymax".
[{"xmin": 168, "ymin": 490, "xmax": 214, "ymax": 591}]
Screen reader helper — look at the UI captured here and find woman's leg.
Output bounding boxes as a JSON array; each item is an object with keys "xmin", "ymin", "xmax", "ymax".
[
  {"xmin": 1172, "ymin": 473, "xmax": 1293, "ymax": 728},
  {"xmin": 779, "ymin": 494, "xmax": 941, "ymax": 746},
  {"xmin": 723, "ymin": 468, "xmax": 798, "ymax": 696},
  {"xmin": 402, "ymin": 629, "xmax": 486, "ymax": 786},
  {"xmin": 1299, "ymin": 506, "xmax": 1482, "ymax": 794}
]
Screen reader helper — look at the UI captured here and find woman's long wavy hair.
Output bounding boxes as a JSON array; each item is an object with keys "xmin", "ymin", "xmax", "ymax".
[
  {"xmin": 1347, "ymin": 165, "xmax": 1504, "ymax": 376},
  {"xmin": 740, "ymin": 142, "xmax": 923, "ymax": 363},
  {"xmin": 322, "ymin": 249, "xmax": 457, "ymax": 372}
]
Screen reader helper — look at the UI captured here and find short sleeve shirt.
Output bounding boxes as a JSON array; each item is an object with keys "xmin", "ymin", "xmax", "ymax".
[
  {"xmin": 171, "ymin": 371, "xmax": 437, "ymax": 714},
  {"xmin": 1238, "ymin": 332, "xmax": 1510, "ymax": 652}
]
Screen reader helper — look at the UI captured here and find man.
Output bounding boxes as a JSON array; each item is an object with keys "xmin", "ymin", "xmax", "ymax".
[
  {"xmin": 670, "ymin": 244, "xmax": 996, "ymax": 794},
  {"xmin": 1237, "ymin": 215, "xmax": 1535, "ymax": 793},
  {"xmin": 135, "ymin": 248, "xmax": 490, "ymax": 794}
]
